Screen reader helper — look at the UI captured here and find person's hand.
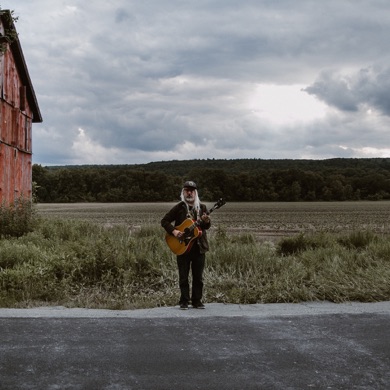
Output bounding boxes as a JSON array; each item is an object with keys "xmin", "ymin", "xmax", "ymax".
[
  {"xmin": 201, "ymin": 214, "xmax": 210, "ymax": 223},
  {"xmin": 173, "ymin": 229, "xmax": 183, "ymax": 238}
]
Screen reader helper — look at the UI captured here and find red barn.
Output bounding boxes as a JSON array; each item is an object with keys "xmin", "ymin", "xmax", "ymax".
[{"xmin": 0, "ymin": 10, "xmax": 42, "ymax": 205}]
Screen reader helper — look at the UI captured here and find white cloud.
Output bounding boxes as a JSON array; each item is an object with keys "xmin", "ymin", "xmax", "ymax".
[
  {"xmin": 71, "ymin": 128, "xmax": 123, "ymax": 165},
  {"xmin": 247, "ymin": 84, "xmax": 328, "ymax": 125}
]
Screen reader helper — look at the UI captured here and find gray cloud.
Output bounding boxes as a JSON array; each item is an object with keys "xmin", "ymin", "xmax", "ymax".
[
  {"xmin": 3, "ymin": 0, "xmax": 390, "ymax": 165},
  {"xmin": 304, "ymin": 72, "xmax": 362, "ymax": 112},
  {"xmin": 305, "ymin": 66, "xmax": 390, "ymax": 115}
]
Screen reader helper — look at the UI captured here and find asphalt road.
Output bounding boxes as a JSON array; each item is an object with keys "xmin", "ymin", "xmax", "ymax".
[{"xmin": 0, "ymin": 302, "xmax": 389, "ymax": 390}]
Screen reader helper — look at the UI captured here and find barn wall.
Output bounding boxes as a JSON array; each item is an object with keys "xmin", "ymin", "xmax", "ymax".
[
  {"xmin": 0, "ymin": 142, "xmax": 32, "ymax": 202},
  {"xmin": 0, "ymin": 20, "xmax": 34, "ymax": 205}
]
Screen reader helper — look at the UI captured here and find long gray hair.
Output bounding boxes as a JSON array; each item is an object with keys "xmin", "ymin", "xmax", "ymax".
[{"xmin": 180, "ymin": 188, "xmax": 201, "ymax": 218}]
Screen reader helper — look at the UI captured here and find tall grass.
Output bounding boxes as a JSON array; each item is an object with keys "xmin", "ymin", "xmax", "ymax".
[{"xmin": 0, "ymin": 219, "xmax": 389, "ymax": 309}]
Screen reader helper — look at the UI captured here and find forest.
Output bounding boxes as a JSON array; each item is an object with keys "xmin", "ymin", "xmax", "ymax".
[{"xmin": 32, "ymin": 158, "xmax": 390, "ymax": 203}]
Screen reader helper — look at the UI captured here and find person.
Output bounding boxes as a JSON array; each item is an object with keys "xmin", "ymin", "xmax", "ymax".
[{"xmin": 161, "ymin": 180, "xmax": 211, "ymax": 310}]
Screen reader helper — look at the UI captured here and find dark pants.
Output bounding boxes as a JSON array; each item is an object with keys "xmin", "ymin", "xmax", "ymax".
[{"xmin": 176, "ymin": 243, "xmax": 205, "ymax": 305}]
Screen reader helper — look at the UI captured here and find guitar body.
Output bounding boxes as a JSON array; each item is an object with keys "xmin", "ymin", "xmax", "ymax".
[{"xmin": 165, "ymin": 218, "xmax": 202, "ymax": 255}]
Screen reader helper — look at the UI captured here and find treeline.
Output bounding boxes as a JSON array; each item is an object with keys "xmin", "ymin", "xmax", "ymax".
[{"xmin": 32, "ymin": 158, "xmax": 390, "ymax": 202}]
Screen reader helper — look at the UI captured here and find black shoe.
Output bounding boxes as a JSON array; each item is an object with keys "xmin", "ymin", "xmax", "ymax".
[
  {"xmin": 180, "ymin": 303, "xmax": 189, "ymax": 310},
  {"xmin": 192, "ymin": 302, "xmax": 205, "ymax": 309}
]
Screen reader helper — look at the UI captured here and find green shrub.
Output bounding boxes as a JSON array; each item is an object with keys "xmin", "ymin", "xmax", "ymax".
[
  {"xmin": 276, "ymin": 232, "xmax": 336, "ymax": 256},
  {"xmin": 338, "ymin": 230, "xmax": 378, "ymax": 250},
  {"xmin": 0, "ymin": 198, "xmax": 36, "ymax": 238}
]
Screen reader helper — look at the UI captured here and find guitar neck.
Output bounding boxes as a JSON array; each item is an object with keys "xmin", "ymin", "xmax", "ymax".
[{"xmin": 207, "ymin": 198, "xmax": 226, "ymax": 215}]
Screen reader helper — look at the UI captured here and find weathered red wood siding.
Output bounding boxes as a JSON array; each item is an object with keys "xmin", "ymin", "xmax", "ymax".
[{"xmin": 0, "ymin": 12, "xmax": 40, "ymax": 205}]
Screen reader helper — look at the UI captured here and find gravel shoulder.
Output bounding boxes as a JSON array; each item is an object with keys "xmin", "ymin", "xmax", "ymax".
[{"xmin": 1, "ymin": 300, "xmax": 389, "ymax": 318}]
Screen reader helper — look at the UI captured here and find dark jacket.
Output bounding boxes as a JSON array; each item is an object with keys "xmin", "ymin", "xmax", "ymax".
[{"xmin": 161, "ymin": 201, "xmax": 211, "ymax": 254}]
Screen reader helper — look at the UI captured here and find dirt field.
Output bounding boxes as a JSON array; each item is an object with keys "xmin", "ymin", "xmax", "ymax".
[{"xmin": 36, "ymin": 201, "xmax": 390, "ymax": 241}]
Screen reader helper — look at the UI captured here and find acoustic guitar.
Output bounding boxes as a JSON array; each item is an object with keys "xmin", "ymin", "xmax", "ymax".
[{"xmin": 165, "ymin": 198, "xmax": 226, "ymax": 255}]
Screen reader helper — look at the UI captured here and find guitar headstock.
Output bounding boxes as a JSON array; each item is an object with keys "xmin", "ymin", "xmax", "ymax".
[{"xmin": 213, "ymin": 198, "xmax": 226, "ymax": 210}]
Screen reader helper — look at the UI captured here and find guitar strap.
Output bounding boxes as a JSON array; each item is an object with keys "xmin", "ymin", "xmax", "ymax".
[{"xmin": 188, "ymin": 206, "xmax": 202, "ymax": 222}]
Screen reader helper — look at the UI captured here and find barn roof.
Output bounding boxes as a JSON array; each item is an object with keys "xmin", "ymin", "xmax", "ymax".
[{"xmin": 1, "ymin": 10, "xmax": 42, "ymax": 123}]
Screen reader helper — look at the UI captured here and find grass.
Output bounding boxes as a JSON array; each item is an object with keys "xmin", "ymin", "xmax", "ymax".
[{"xmin": 0, "ymin": 211, "xmax": 389, "ymax": 309}]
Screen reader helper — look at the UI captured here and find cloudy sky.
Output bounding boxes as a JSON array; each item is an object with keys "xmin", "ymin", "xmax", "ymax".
[{"xmin": 3, "ymin": 0, "xmax": 390, "ymax": 165}]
